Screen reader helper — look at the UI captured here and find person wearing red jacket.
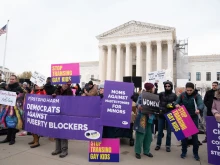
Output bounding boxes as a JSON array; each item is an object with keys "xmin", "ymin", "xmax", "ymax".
[{"xmin": 28, "ymin": 84, "xmax": 46, "ymax": 148}]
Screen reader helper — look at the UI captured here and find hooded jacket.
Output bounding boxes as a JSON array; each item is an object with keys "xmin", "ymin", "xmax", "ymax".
[{"xmin": 159, "ymin": 81, "xmax": 177, "ymax": 118}]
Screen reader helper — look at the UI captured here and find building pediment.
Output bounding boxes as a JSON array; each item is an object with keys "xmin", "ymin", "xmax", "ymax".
[{"xmin": 96, "ymin": 20, "xmax": 175, "ymax": 39}]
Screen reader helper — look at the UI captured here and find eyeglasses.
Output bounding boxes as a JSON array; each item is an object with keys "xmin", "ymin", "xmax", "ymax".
[{"xmin": 165, "ymin": 86, "xmax": 171, "ymax": 88}]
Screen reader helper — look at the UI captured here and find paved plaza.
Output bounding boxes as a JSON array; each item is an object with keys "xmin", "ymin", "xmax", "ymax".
[{"xmin": 0, "ymin": 133, "xmax": 210, "ymax": 165}]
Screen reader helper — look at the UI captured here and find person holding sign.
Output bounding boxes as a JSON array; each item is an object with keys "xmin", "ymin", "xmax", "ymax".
[
  {"xmin": 212, "ymin": 85, "xmax": 220, "ymax": 122},
  {"xmin": 0, "ymin": 75, "xmax": 24, "ymax": 145},
  {"xmin": 155, "ymin": 81, "xmax": 177, "ymax": 152},
  {"xmin": 175, "ymin": 82, "xmax": 204, "ymax": 161},
  {"xmin": 28, "ymin": 85, "xmax": 46, "ymax": 148},
  {"xmin": 134, "ymin": 83, "xmax": 155, "ymax": 159},
  {"xmin": 52, "ymin": 81, "xmax": 73, "ymax": 158}
]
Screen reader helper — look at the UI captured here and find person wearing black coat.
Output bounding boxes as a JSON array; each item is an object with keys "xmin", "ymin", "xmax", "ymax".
[
  {"xmin": 44, "ymin": 77, "xmax": 56, "ymax": 95},
  {"xmin": 202, "ymin": 81, "xmax": 218, "ymax": 143},
  {"xmin": 155, "ymin": 81, "xmax": 177, "ymax": 152},
  {"xmin": 0, "ymin": 75, "xmax": 24, "ymax": 145}
]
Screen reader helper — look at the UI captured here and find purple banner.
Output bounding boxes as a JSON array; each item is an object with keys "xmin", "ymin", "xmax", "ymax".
[
  {"xmin": 206, "ymin": 116, "xmax": 220, "ymax": 165},
  {"xmin": 24, "ymin": 94, "xmax": 102, "ymax": 141},
  {"xmin": 100, "ymin": 81, "xmax": 134, "ymax": 128},
  {"xmin": 52, "ymin": 76, "xmax": 80, "ymax": 85}
]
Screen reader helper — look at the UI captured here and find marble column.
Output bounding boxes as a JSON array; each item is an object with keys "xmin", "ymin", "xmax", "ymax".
[
  {"xmin": 167, "ymin": 40, "xmax": 173, "ymax": 79},
  {"xmin": 136, "ymin": 42, "xmax": 142, "ymax": 76},
  {"xmin": 157, "ymin": 40, "xmax": 162, "ymax": 71},
  {"xmin": 125, "ymin": 43, "xmax": 132, "ymax": 76},
  {"xmin": 106, "ymin": 45, "xmax": 112, "ymax": 80},
  {"xmin": 146, "ymin": 41, "xmax": 152, "ymax": 73},
  {"xmin": 146, "ymin": 41, "xmax": 152, "ymax": 81},
  {"xmin": 98, "ymin": 45, "xmax": 104, "ymax": 82},
  {"xmin": 116, "ymin": 44, "xmax": 122, "ymax": 81}
]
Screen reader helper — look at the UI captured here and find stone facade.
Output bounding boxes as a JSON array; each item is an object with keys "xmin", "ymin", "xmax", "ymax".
[
  {"xmin": 79, "ymin": 61, "xmax": 99, "ymax": 86},
  {"xmin": 78, "ymin": 21, "xmax": 220, "ymax": 89},
  {"xmin": 96, "ymin": 20, "xmax": 176, "ymax": 84},
  {"xmin": 188, "ymin": 55, "xmax": 220, "ymax": 88},
  {"xmin": 0, "ymin": 66, "xmax": 14, "ymax": 83}
]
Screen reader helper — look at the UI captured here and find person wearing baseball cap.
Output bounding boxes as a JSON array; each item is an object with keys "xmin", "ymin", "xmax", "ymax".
[{"xmin": 134, "ymin": 82, "xmax": 155, "ymax": 159}]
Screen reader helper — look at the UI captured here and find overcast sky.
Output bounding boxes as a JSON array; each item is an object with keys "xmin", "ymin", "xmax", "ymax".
[{"xmin": 0, "ymin": 0, "xmax": 220, "ymax": 77}]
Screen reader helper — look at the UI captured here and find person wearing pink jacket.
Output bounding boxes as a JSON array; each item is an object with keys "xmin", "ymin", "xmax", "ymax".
[{"xmin": 212, "ymin": 85, "xmax": 220, "ymax": 122}]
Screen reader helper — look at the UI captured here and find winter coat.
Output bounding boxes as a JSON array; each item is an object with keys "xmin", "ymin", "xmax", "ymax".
[
  {"xmin": 159, "ymin": 92, "xmax": 177, "ymax": 118},
  {"xmin": 204, "ymin": 89, "xmax": 216, "ymax": 116},
  {"xmin": 7, "ymin": 82, "xmax": 24, "ymax": 94},
  {"xmin": 31, "ymin": 89, "xmax": 47, "ymax": 95},
  {"xmin": 175, "ymin": 91, "xmax": 204, "ymax": 118},
  {"xmin": 44, "ymin": 83, "xmax": 56, "ymax": 95},
  {"xmin": 85, "ymin": 84, "xmax": 98, "ymax": 96},
  {"xmin": 134, "ymin": 94, "xmax": 155, "ymax": 134},
  {"xmin": 55, "ymin": 86, "xmax": 73, "ymax": 96},
  {"xmin": 0, "ymin": 106, "xmax": 22, "ymax": 129}
]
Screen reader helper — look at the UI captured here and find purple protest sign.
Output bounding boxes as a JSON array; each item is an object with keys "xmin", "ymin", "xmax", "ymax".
[
  {"xmin": 101, "ymin": 80, "xmax": 134, "ymax": 128},
  {"xmin": 206, "ymin": 116, "xmax": 220, "ymax": 165},
  {"xmin": 24, "ymin": 94, "xmax": 103, "ymax": 141}
]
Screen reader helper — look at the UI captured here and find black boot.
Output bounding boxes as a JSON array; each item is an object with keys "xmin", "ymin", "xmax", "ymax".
[
  {"xmin": 202, "ymin": 137, "xmax": 207, "ymax": 143},
  {"xmin": 59, "ymin": 139, "xmax": 68, "ymax": 158}
]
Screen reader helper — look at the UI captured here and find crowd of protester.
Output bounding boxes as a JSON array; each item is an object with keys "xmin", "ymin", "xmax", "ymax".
[{"xmin": 0, "ymin": 75, "xmax": 220, "ymax": 161}]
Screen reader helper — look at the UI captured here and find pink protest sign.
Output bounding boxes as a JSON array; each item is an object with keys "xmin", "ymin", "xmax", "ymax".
[
  {"xmin": 51, "ymin": 63, "xmax": 79, "ymax": 77},
  {"xmin": 51, "ymin": 63, "xmax": 80, "ymax": 84},
  {"xmin": 165, "ymin": 105, "xmax": 199, "ymax": 141},
  {"xmin": 89, "ymin": 138, "xmax": 120, "ymax": 162}
]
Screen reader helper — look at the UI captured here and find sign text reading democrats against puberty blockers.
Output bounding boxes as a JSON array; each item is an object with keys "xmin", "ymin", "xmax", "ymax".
[
  {"xmin": 101, "ymin": 80, "xmax": 134, "ymax": 128},
  {"xmin": 25, "ymin": 94, "xmax": 103, "ymax": 141}
]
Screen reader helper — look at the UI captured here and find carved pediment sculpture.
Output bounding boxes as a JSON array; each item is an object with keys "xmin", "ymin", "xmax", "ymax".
[{"xmin": 96, "ymin": 20, "xmax": 175, "ymax": 39}]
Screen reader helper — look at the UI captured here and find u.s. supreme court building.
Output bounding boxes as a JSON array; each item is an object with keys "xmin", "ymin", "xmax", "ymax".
[{"xmin": 79, "ymin": 20, "xmax": 220, "ymax": 90}]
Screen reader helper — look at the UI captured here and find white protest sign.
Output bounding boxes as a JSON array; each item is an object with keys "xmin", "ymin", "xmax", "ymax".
[
  {"xmin": 0, "ymin": 90, "xmax": 17, "ymax": 106},
  {"xmin": 30, "ymin": 71, "xmax": 46, "ymax": 87},
  {"xmin": 148, "ymin": 70, "xmax": 166, "ymax": 83}
]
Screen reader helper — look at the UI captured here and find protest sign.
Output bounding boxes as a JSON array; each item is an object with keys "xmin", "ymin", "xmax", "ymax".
[
  {"xmin": 89, "ymin": 138, "xmax": 120, "ymax": 162},
  {"xmin": 0, "ymin": 90, "xmax": 17, "ymax": 106},
  {"xmin": 24, "ymin": 94, "xmax": 103, "ymax": 141},
  {"xmin": 148, "ymin": 70, "xmax": 166, "ymax": 83},
  {"xmin": 206, "ymin": 116, "xmax": 220, "ymax": 165},
  {"xmin": 141, "ymin": 91, "xmax": 159, "ymax": 114},
  {"xmin": 51, "ymin": 63, "xmax": 80, "ymax": 84},
  {"xmin": 101, "ymin": 81, "xmax": 134, "ymax": 128},
  {"xmin": 30, "ymin": 71, "xmax": 46, "ymax": 87},
  {"xmin": 165, "ymin": 105, "xmax": 199, "ymax": 141}
]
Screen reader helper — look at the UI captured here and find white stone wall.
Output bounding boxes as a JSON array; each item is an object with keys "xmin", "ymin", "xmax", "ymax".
[
  {"xmin": 188, "ymin": 55, "xmax": 220, "ymax": 88},
  {"xmin": 79, "ymin": 62, "xmax": 99, "ymax": 87},
  {"xmin": 79, "ymin": 55, "xmax": 220, "ymax": 89}
]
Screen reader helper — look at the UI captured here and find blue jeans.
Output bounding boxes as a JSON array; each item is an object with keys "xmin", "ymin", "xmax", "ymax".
[
  {"xmin": 156, "ymin": 117, "xmax": 171, "ymax": 147},
  {"xmin": 181, "ymin": 116, "xmax": 199, "ymax": 155}
]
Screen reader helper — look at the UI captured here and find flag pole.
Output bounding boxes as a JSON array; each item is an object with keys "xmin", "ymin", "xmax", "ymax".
[{"xmin": 2, "ymin": 20, "xmax": 9, "ymax": 81}]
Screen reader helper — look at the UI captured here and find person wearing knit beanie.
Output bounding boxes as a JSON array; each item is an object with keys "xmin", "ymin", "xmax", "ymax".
[{"xmin": 144, "ymin": 82, "xmax": 154, "ymax": 91}]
